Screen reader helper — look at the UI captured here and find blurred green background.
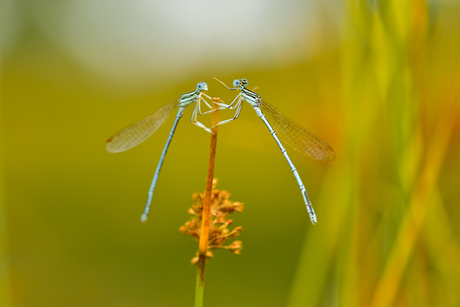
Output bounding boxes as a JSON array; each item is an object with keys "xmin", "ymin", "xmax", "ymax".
[{"xmin": 2, "ymin": 0, "xmax": 460, "ymax": 306}]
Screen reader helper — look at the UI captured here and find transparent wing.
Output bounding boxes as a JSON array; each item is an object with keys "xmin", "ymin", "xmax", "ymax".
[
  {"xmin": 259, "ymin": 100, "xmax": 335, "ymax": 161},
  {"xmin": 106, "ymin": 100, "xmax": 179, "ymax": 153}
]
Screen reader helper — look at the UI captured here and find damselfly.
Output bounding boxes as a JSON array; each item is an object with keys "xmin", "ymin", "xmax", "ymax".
[
  {"xmin": 106, "ymin": 82, "xmax": 215, "ymax": 222},
  {"xmin": 214, "ymin": 78, "xmax": 335, "ymax": 224}
]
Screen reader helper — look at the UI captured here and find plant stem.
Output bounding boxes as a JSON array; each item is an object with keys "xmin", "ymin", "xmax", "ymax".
[
  {"xmin": 195, "ymin": 268, "xmax": 204, "ymax": 307},
  {"xmin": 195, "ymin": 98, "xmax": 220, "ymax": 307}
]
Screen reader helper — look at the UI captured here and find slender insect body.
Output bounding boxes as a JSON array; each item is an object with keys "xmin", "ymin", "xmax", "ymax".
[
  {"xmin": 106, "ymin": 81, "xmax": 215, "ymax": 222},
  {"xmin": 255, "ymin": 105, "xmax": 318, "ymax": 224},
  {"xmin": 213, "ymin": 77, "xmax": 334, "ymax": 224}
]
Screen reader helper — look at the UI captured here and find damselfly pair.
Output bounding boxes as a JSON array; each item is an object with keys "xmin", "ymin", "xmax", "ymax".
[{"xmin": 106, "ymin": 79, "xmax": 335, "ymax": 224}]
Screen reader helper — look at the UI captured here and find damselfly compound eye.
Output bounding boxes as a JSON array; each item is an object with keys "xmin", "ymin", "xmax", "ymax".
[
  {"xmin": 242, "ymin": 79, "xmax": 248, "ymax": 86},
  {"xmin": 233, "ymin": 79, "xmax": 241, "ymax": 87}
]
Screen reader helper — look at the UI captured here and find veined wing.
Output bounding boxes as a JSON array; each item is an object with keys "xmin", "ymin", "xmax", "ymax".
[
  {"xmin": 106, "ymin": 100, "xmax": 179, "ymax": 153},
  {"xmin": 260, "ymin": 100, "xmax": 335, "ymax": 161}
]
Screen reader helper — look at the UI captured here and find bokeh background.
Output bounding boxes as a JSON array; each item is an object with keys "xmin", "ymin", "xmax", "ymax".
[{"xmin": 2, "ymin": 0, "xmax": 460, "ymax": 306}]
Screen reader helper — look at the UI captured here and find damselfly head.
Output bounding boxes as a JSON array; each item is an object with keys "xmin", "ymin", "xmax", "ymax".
[
  {"xmin": 233, "ymin": 79, "xmax": 248, "ymax": 88},
  {"xmin": 196, "ymin": 82, "xmax": 208, "ymax": 91}
]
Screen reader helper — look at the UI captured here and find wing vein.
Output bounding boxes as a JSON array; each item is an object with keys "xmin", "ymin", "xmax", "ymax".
[
  {"xmin": 259, "ymin": 100, "xmax": 335, "ymax": 161},
  {"xmin": 106, "ymin": 100, "xmax": 179, "ymax": 153}
]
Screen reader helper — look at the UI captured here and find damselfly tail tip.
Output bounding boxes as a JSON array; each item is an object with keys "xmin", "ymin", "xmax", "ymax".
[{"xmin": 141, "ymin": 214, "xmax": 148, "ymax": 223}]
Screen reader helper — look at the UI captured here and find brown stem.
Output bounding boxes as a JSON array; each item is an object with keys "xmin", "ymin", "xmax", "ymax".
[{"xmin": 197, "ymin": 98, "xmax": 220, "ymax": 280}]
